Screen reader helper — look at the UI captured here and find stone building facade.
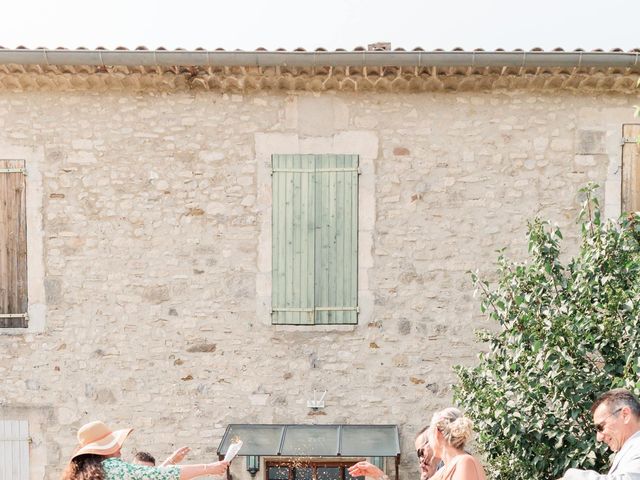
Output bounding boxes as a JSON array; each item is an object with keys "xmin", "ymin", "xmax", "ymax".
[{"xmin": 0, "ymin": 48, "xmax": 639, "ymax": 479}]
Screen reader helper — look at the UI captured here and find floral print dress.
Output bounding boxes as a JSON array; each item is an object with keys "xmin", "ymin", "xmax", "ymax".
[{"xmin": 101, "ymin": 458, "xmax": 180, "ymax": 480}]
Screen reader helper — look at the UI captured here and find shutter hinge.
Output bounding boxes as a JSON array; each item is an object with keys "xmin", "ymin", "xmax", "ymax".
[
  {"xmin": 315, "ymin": 168, "xmax": 360, "ymax": 173},
  {"xmin": 0, "ymin": 313, "xmax": 29, "ymax": 319},
  {"xmin": 0, "ymin": 168, "xmax": 27, "ymax": 175},
  {"xmin": 272, "ymin": 307, "xmax": 315, "ymax": 312},
  {"xmin": 621, "ymin": 136, "xmax": 640, "ymax": 146},
  {"xmin": 314, "ymin": 306, "xmax": 359, "ymax": 312},
  {"xmin": 271, "ymin": 168, "xmax": 359, "ymax": 174},
  {"xmin": 272, "ymin": 307, "xmax": 359, "ymax": 312}
]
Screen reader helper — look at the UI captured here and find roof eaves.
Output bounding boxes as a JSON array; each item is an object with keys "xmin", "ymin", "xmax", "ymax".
[{"xmin": 0, "ymin": 47, "xmax": 639, "ymax": 70}]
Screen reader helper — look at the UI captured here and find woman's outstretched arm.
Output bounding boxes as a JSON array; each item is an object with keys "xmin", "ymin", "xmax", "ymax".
[{"xmin": 178, "ymin": 460, "xmax": 229, "ymax": 480}]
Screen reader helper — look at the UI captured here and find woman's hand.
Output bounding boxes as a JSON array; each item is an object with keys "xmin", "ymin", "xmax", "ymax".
[
  {"xmin": 348, "ymin": 461, "xmax": 385, "ymax": 478},
  {"xmin": 161, "ymin": 446, "xmax": 191, "ymax": 466},
  {"xmin": 207, "ymin": 460, "xmax": 230, "ymax": 476}
]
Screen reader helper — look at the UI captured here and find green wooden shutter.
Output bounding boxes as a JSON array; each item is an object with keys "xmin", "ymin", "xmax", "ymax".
[
  {"xmin": 314, "ymin": 154, "xmax": 358, "ymax": 325},
  {"xmin": 272, "ymin": 154, "xmax": 316, "ymax": 325},
  {"xmin": 272, "ymin": 154, "xmax": 358, "ymax": 325}
]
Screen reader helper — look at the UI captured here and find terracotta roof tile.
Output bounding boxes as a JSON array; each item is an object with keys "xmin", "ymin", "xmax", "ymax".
[{"xmin": 0, "ymin": 45, "xmax": 637, "ymax": 93}]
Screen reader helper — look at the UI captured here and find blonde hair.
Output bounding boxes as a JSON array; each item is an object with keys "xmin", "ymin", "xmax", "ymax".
[{"xmin": 433, "ymin": 407, "xmax": 474, "ymax": 450}]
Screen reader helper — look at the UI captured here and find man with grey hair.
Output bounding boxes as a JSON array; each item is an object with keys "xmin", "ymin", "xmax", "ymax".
[{"xmin": 562, "ymin": 388, "xmax": 640, "ymax": 479}]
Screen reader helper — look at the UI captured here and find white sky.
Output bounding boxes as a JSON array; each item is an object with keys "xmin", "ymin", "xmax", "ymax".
[{"xmin": 1, "ymin": 0, "xmax": 637, "ymax": 52}]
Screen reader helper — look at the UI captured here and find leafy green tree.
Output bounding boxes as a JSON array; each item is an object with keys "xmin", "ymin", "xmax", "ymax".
[{"xmin": 454, "ymin": 184, "xmax": 640, "ymax": 479}]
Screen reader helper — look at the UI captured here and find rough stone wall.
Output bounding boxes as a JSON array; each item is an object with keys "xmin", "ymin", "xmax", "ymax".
[{"xmin": 0, "ymin": 86, "xmax": 636, "ymax": 479}]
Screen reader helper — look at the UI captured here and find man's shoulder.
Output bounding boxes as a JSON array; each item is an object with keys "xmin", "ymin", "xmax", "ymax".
[
  {"xmin": 562, "ymin": 468, "xmax": 601, "ymax": 480},
  {"xmin": 616, "ymin": 432, "xmax": 640, "ymax": 464},
  {"xmin": 626, "ymin": 431, "xmax": 640, "ymax": 448}
]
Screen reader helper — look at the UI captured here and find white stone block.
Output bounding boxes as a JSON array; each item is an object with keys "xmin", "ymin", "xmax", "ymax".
[
  {"xmin": 67, "ymin": 152, "xmax": 97, "ymax": 164},
  {"xmin": 333, "ymin": 131, "xmax": 378, "ymax": 159},
  {"xmin": 250, "ymin": 394, "xmax": 270, "ymax": 406},
  {"xmin": 574, "ymin": 155, "xmax": 597, "ymax": 167},
  {"xmin": 299, "ymin": 136, "xmax": 333, "ymax": 153},
  {"xmin": 72, "ymin": 139, "xmax": 93, "ymax": 150},
  {"xmin": 199, "ymin": 151, "xmax": 225, "ymax": 161},
  {"xmin": 550, "ymin": 138, "xmax": 572, "ymax": 151},
  {"xmin": 254, "ymin": 132, "xmax": 299, "ymax": 159}
]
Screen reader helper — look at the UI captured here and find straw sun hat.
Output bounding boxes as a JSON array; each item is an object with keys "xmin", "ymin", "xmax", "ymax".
[{"xmin": 71, "ymin": 421, "xmax": 133, "ymax": 460}]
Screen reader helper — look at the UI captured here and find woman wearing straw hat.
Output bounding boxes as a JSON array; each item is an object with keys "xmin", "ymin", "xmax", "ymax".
[{"xmin": 61, "ymin": 420, "xmax": 229, "ymax": 480}]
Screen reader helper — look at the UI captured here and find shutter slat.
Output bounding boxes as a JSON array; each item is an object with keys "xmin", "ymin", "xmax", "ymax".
[
  {"xmin": 292, "ymin": 155, "xmax": 301, "ymax": 325},
  {"xmin": 284, "ymin": 155, "xmax": 294, "ymax": 325},
  {"xmin": 0, "ymin": 421, "xmax": 6, "ymax": 480},
  {"xmin": 314, "ymin": 156, "xmax": 321, "ymax": 324},
  {"xmin": 271, "ymin": 154, "xmax": 278, "ymax": 323},
  {"xmin": 335, "ymin": 154, "xmax": 345, "ymax": 325},
  {"xmin": 315, "ymin": 155, "xmax": 328, "ymax": 325},
  {"xmin": 281, "ymin": 154, "xmax": 290, "ymax": 324},
  {"xmin": 622, "ymin": 125, "xmax": 640, "ymax": 213},
  {"xmin": 329, "ymin": 154, "xmax": 337, "ymax": 325},
  {"xmin": 349, "ymin": 155, "xmax": 359, "ymax": 324},
  {"xmin": 19, "ymin": 420, "xmax": 29, "ymax": 480},
  {"xmin": 17, "ymin": 168, "xmax": 28, "ymax": 317},
  {"xmin": 348, "ymin": 155, "xmax": 359, "ymax": 324},
  {"xmin": 272, "ymin": 154, "xmax": 282, "ymax": 324},
  {"xmin": 273, "ymin": 156, "xmax": 287, "ymax": 323},
  {"xmin": 353, "ymin": 156, "xmax": 359, "ymax": 322},
  {"xmin": 300, "ymin": 155, "xmax": 315, "ymax": 325},
  {"xmin": 0, "ymin": 170, "xmax": 6, "ymax": 318}
]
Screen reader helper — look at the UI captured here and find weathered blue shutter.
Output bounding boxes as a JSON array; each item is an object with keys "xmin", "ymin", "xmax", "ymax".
[{"xmin": 272, "ymin": 154, "xmax": 358, "ymax": 325}]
